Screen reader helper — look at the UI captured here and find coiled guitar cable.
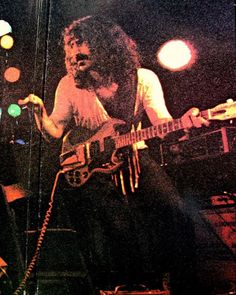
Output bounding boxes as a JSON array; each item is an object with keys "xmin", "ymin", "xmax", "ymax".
[{"xmin": 13, "ymin": 169, "xmax": 65, "ymax": 295}]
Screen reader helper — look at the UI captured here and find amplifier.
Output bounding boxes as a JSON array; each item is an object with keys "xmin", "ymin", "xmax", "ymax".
[
  {"xmin": 100, "ymin": 284, "xmax": 169, "ymax": 295},
  {"xmin": 100, "ymin": 292, "xmax": 168, "ymax": 295},
  {"xmin": 159, "ymin": 127, "xmax": 236, "ymax": 166},
  {"xmin": 100, "ymin": 289, "xmax": 168, "ymax": 295},
  {"xmin": 200, "ymin": 205, "xmax": 236, "ymax": 256}
]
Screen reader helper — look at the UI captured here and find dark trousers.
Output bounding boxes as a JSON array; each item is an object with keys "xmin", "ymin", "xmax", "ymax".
[
  {"xmin": 56, "ymin": 148, "xmax": 197, "ymax": 294},
  {"xmin": 1, "ymin": 147, "xmax": 198, "ymax": 295}
]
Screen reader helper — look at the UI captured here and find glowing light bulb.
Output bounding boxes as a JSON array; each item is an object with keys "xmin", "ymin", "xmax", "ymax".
[
  {"xmin": 4, "ymin": 67, "xmax": 21, "ymax": 82},
  {"xmin": 0, "ymin": 34, "xmax": 14, "ymax": 49},
  {"xmin": 0, "ymin": 20, "xmax": 12, "ymax": 37},
  {"xmin": 7, "ymin": 104, "xmax": 21, "ymax": 118}
]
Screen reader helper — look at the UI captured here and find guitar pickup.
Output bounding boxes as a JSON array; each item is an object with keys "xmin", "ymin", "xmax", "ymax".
[
  {"xmin": 104, "ymin": 137, "xmax": 116, "ymax": 153},
  {"xmin": 89, "ymin": 140, "xmax": 100, "ymax": 157}
]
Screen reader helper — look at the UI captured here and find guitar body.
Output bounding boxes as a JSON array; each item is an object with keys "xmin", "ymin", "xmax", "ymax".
[{"xmin": 60, "ymin": 118, "xmax": 126, "ymax": 187}]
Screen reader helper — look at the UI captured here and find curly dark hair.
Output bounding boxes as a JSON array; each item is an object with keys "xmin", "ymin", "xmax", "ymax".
[{"xmin": 63, "ymin": 15, "xmax": 140, "ymax": 84}]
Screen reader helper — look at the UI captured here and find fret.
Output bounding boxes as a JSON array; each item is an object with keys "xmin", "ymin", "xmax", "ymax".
[
  {"xmin": 131, "ymin": 131, "xmax": 135, "ymax": 144},
  {"xmin": 168, "ymin": 121, "xmax": 173, "ymax": 132},
  {"xmin": 153, "ymin": 126, "xmax": 159, "ymax": 137},
  {"xmin": 140, "ymin": 129, "xmax": 144, "ymax": 141},
  {"xmin": 134, "ymin": 131, "xmax": 138, "ymax": 142},
  {"xmin": 141, "ymin": 129, "xmax": 146, "ymax": 141},
  {"xmin": 127, "ymin": 133, "xmax": 132, "ymax": 144},
  {"xmin": 145, "ymin": 127, "xmax": 149, "ymax": 140},
  {"xmin": 127, "ymin": 133, "xmax": 132, "ymax": 145},
  {"xmin": 147, "ymin": 127, "xmax": 152, "ymax": 140},
  {"xmin": 150, "ymin": 126, "xmax": 155, "ymax": 138},
  {"xmin": 119, "ymin": 136, "xmax": 123, "ymax": 147},
  {"xmin": 144, "ymin": 129, "xmax": 149, "ymax": 140},
  {"xmin": 137, "ymin": 130, "xmax": 142, "ymax": 142},
  {"xmin": 120, "ymin": 137, "xmax": 123, "ymax": 147},
  {"xmin": 125, "ymin": 135, "xmax": 129, "ymax": 145},
  {"xmin": 124, "ymin": 135, "xmax": 129, "ymax": 146},
  {"xmin": 122, "ymin": 136, "xmax": 126, "ymax": 146},
  {"xmin": 173, "ymin": 119, "xmax": 180, "ymax": 131},
  {"xmin": 158, "ymin": 125, "xmax": 163, "ymax": 135},
  {"xmin": 124, "ymin": 134, "xmax": 129, "ymax": 146},
  {"xmin": 140, "ymin": 130, "xmax": 145, "ymax": 141},
  {"xmin": 129, "ymin": 134, "xmax": 133, "ymax": 145},
  {"xmin": 162, "ymin": 123, "xmax": 168, "ymax": 134},
  {"xmin": 141, "ymin": 129, "xmax": 146, "ymax": 139},
  {"xmin": 115, "ymin": 140, "xmax": 119, "ymax": 149},
  {"xmin": 116, "ymin": 138, "xmax": 122, "ymax": 149}
]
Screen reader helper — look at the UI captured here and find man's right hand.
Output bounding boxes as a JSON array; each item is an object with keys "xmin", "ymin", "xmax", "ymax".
[
  {"xmin": 18, "ymin": 94, "xmax": 44, "ymax": 110},
  {"xmin": 19, "ymin": 94, "xmax": 63, "ymax": 139}
]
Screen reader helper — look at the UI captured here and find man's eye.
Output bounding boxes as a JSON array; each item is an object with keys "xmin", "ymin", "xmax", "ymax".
[{"xmin": 76, "ymin": 54, "xmax": 89, "ymax": 61}]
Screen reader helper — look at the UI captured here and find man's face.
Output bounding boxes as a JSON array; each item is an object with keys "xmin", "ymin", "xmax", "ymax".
[{"xmin": 65, "ymin": 41, "xmax": 102, "ymax": 89}]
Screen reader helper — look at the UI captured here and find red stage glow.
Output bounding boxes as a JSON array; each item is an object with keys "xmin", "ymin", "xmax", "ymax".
[{"xmin": 4, "ymin": 67, "xmax": 21, "ymax": 82}]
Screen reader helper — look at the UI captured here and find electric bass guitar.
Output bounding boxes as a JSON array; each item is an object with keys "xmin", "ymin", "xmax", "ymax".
[{"xmin": 59, "ymin": 100, "xmax": 236, "ymax": 187}]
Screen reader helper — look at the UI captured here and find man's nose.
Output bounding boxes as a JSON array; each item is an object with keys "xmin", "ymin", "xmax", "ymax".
[{"xmin": 77, "ymin": 60, "xmax": 92, "ymax": 71}]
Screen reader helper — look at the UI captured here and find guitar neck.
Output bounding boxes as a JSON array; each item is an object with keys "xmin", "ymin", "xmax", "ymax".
[{"xmin": 114, "ymin": 109, "xmax": 211, "ymax": 149}]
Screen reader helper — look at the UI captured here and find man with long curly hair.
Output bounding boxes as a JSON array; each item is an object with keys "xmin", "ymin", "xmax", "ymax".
[{"xmin": 20, "ymin": 15, "xmax": 208, "ymax": 295}]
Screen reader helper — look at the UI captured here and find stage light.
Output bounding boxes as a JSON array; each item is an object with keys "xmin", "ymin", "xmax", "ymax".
[
  {"xmin": 0, "ymin": 20, "xmax": 12, "ymax": 37},
  {"xmin": 15, "ymin": 139, "xmax": 26, "ymax": 145},
  {"xmin": 0, "ymin": 34, "xmax": 14, "ymax": 49},
  {"xmin": 4, "ymin": 67, "xmax": 21, "ymax": 82},
  {"xmin": 157, "ymin": 39, "xmax": 196, "ymax": 72},
  {"xmin": 7, "ymin": 104, "xmax": 21, "ymax": 118}
]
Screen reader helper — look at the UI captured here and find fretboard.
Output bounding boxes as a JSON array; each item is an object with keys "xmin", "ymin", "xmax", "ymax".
[
  {"xmin": 114, "ymin": 109, "xmax": 210, "ymax": 149},
  {"xmin": 114, "ymin": 118, "xmax": 184, "ymax": 149}
]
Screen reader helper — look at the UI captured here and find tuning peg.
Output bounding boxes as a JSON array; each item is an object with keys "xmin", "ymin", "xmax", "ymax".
[{"xmin": 226, "ymin": 98, "xmax": 234, "ymax": 104}]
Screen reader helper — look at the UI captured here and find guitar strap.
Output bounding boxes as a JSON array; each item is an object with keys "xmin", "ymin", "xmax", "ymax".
[
  {"xmin": 104, "ymin": 70, "xmax": 141, "ymax": 196},
  {"xmin": 102, "ymin": 70, "xmax": 137, "ymax": 132}
]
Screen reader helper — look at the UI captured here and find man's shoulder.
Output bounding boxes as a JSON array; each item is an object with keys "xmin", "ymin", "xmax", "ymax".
[
  {"xmin": 137, "ymin": 68, "xmax": 159, "ymax": 82},
  {"xmin": 57, "ymin": 75, "xmax": 80, "ymax": 94},
  {"xmin": 58, "ymin": 74, "xmax": 74, "ymax": 87}
]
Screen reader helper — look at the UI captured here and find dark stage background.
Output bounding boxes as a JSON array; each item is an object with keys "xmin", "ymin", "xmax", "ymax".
[{"xmin": 0, "ymin": 0, "xmax": 236, "ymax": 294}]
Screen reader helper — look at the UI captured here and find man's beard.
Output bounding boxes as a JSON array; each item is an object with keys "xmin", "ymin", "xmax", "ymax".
[{"xmin": 73, "ymin": 69, "xmax": 103, "ymax": 90}]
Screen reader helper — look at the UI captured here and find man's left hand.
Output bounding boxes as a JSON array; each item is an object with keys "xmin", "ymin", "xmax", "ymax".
[{"xmin": 181, "ymin": 107, "xmax": 209, "ymax": 129}]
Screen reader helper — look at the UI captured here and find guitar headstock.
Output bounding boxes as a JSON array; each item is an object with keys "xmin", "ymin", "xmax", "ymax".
[{"xmin": 208, "ymin": 99, "xmax": 236, "ymax": 121}]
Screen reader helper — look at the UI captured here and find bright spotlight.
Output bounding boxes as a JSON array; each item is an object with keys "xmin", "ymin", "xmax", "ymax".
[
  {"xmin": 157, "ymin": 39, "xmax": 197, "ymax": 72},
  {"xmin": 0, "ymin": 20, "xmax": 12, "ymax": 37}
]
